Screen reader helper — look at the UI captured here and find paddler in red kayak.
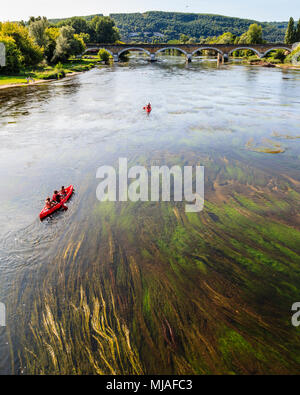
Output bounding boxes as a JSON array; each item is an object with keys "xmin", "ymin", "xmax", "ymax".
[
  {"xmin": 52, "ymin": 190, "xmax": 68, "ymax": 210},
  {"xmin": 60, "ymin": 186, "xmax": 67, "ymax": 197},
  {"xmin": 45, "ymin": 197, "xmax": 54, "ymax": 210},
  {"xmin": 143, "ymin": 103, "xmax": 152, "ymax": 112}
]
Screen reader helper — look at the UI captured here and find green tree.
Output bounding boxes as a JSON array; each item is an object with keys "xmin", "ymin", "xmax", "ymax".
[
  {"xmin": 0, "ymin": 22, "xmax": 43, "ymax": 66},
  {"xmin": 0, "ymin": 34, "xmax": 23, "ymax": 72},
  {"xmin": 52, "ymin": 26, "xmax": 84, "ymax": 63},
  {"xmin": 44, "ymin": 27, "xmax": 60, "ymax": 63},
  {"xmin": 285, "ymin": 17, "xmax": 296, "ymax": 44},
  {"xmin": 238, "ymin": 24, "xmax": 263, "ymax": 44},
  {"xmin": 179, "ymin": 33, "xmax": 189, "ymax": 43},
  {"xmin": 29, "ymin": 17, "xmax": 49, "ymax": 48},
  {"xmin": 89, "ymin": 16, "xmax": 120, "ymax": 43},
  {"xmin": 214, "ymin": 32, "xmax": 235, "ymax": 44},
  {"xmin": 295, "ymin": 19, "xmax": 300, "ymax": 42},
  {"xmin": 98, "ymin": 49, "xmax": 110, "ymax": 62},
  {"xmin": 66, "ymin": 17, "xmax": 89, "ymax": 35},
  {"xmin": 187, "ymin": 37, "xmax": 197, "ymax": 44},
  {"xmin": 28, "ymin": 16, "xmax": 45, "ymax": 24},
  {"xmin": 76, "ymin": 32, "xmax": 90, "ymax": 44}
]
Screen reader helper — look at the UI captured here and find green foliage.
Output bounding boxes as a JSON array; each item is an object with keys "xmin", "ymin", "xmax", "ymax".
[
  {"xmin": 0, "ymin": 22, "xmax": 43, "ymax": 71},
  {"xmin": 187, "ymin": 37, "xmax": 197, "ymax": 44},
  {"xmin": 265, "ymin": 49, "xmax": 286, "ymax": 63},
  {"xmin": 285, "ymin": 17, "xmax": 296, "ymax": 44},
  {"xmin": 60, "ymin": 16, "xmax": 90, "ymax": 35},
  {"xmin": 66, "ymin": 63, "xmax": 94, "ymax": 72},
  {"xmin": 98, "ymin": 48, "xmax": 110, "ymax": 62},
  {"xmin": 44, "ymin": 27, "xmax": 60, "ymax": 63},
  {"xmin": 211, "ymin": 32, "xmax": 235, "ymax": 44},
  {"xmin": 55, "ymin": 61, "xmax": 63, "ymax": 69},
  {"xmin": 89, "ymin": 16, "xmax": 120, "ymax": 43},
  {"xmin": 28, "ymin": 17, "xmax": 49, "ymax": 47},
  {"xmin": 75, "ymin": 32, "xmax": 90, "ymax": 44},
  {"xmin": 295, "ymin": 19, "xmax": 300, "ymax": 42},
  {"xmin": 284, "ymin": 43, "xmax": 300, "ymax": 64},
  {"xmin": 238, "ymin": 24, "xmax": 263, "ymax": 44},
  {"xmin": 179, "ymin": 33, "xmax": 189, "ymax": 43},
  {"xmin": 35, "ymin": 68, "xmax": 65, "ymax": 80},
  {"xmin": 110, "ymin": 11, "xmax": 287, "ymax": 43},
  {"xmin": 50, "ymin": 13, "xmax": 103, "ymax": 25},
  {"xmin": 268, "ymin": 58, "xmax": 282, "ymax": 64},
  {"xmin": 52, "ymin": 26, "xmax": 84, "ymax": 63},
  {"xmin": 0, "ymin": 34, "xmax": 23, "ymax": 72}
]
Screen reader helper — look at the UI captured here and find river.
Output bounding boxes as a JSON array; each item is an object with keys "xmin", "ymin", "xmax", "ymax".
[{"xmin": 0, "ymin": 56, "xmax": 300, "ymax": 374}]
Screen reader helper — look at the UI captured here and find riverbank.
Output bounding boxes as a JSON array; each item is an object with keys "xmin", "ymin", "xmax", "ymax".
[
  {"xmin": 275, "ymin": 63, "xmax": 300, "ymax": 70},
  {"xmin": 0, "ymin": 79, "xmax": 48, "ymax": 90},
  {"xmin": 243, "ymin": 58, "xmax": 300, "ymax": 70},
  {"xmin": 0, "ymin": 57, "xmax": 100, "ymax": 90}
]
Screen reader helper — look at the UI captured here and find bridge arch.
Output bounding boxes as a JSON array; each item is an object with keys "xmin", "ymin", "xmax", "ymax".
[
  {"xmin": 228, "ymin": 47, "xmax": 262, "ymax": 57},
  {"xmin": 155, "ymin": 47, "xmax": 188, "ymax": 58},
  {"xmin": 83, "ymin": 47, "xmax": 114, "ymax": 57},
  {"xmin": 262, "ymin": 47, "xmax": 292, "ymax": 57},
  {"xmin": 192, "ymin": 47, "xmax": 224, "ymax": 56},
  {"xmin": 118, "ymin": 47, "xmax": 151, "ymax": 59}
]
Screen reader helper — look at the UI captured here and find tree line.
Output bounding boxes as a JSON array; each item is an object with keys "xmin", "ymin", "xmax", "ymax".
[
  {"xmin": 169, "ymin": 23, "xmax": 264, "ymax": 46},
  {"xmin": 110, "ymin": 11, "xmax": 287, "ymax": 43},
  {"xmin": 0, "ymin": 15, "xmax": 120, "ymax": 73},
  {"xmin": 285, "ymin": 17, "xmax": 300, "ymax": 44}
]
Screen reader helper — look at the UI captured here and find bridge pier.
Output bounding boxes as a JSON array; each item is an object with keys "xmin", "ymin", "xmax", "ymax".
[
  {"xmin": 187, "ymin": 54, "xmax": 192, "ymax": 63},
  {"xmin": 113, "ymin": 54, "xmax": 119, "ymax": 63},
  {"xmin": 150, "ymin": 53, "xmax": 157, "ymax": 62}
]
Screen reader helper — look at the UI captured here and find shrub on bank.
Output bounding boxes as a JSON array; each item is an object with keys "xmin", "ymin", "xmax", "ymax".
[
  {"xmin": 247, "ymin": 55, "xmax": 261, "ymax": 62},
  {"xmin": 268, "ymin": 58, "xmax": 282, "ymax": 64},
  {"xmin": 285, "ymin": 44, "xmax": 300, "ymax": 64},
  {"xmin": 35, "ymin": 69, "xmax": 65, "ymax": 80},
  {"xmin": 69, "ymin": 63, "xmax": 94, "ymax": 72},
  {"xmin": 98, "ymin": 49, "xmax": 111, "ymax": 63}
]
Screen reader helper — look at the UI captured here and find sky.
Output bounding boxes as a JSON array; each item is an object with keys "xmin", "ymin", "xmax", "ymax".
[{"xmin": 1, "ymin": 0, "xmax": 299, "ymax": 22}]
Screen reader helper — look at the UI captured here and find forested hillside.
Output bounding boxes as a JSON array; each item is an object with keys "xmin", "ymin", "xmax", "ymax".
[
  {"xmin": 49, "ymin": 14, "xmax": 103, "ymax": 24},
  {"xmin": 110, "ymin": 11, "xmax": 287, "ymax": 42}
]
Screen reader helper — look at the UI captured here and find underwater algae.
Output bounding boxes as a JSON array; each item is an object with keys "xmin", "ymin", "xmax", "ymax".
[
  {"xmin": 7, "ymin": 152, "xmax": 300, "ymax": 375},
  {"xmin": 246, "ymin": 138, "xmax": 285, "ymax": 154}
]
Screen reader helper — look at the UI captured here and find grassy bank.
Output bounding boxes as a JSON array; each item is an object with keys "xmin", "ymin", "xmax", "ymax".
[{"xmin": 0, "ymin": 57, "xmax": 100, "ymax": 87}]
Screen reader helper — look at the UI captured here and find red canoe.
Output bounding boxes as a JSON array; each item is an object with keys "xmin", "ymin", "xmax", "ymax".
[{"xmin": 39, "ymin": 185, "xmax": 74, "ymax": 220}]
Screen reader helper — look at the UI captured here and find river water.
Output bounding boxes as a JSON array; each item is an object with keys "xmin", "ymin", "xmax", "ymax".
[{"xmin": 1, "ymin": 57, "xmax": 300, "ymax": 374}]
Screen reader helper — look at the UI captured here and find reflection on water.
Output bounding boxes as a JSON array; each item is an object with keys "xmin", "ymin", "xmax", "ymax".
[{"xmin": 1, "ymin": 57, "xmax": 300, "ymax": 374}]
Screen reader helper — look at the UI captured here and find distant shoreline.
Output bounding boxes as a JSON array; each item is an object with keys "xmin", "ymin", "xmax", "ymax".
[{"xmin": 0, "ymin": 71, "xmax": 84, "ymax": 91}]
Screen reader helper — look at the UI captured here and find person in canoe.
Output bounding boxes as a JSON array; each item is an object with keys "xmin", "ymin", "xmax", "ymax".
[
  {"xmin": 52, "ymin": 190, "xmax": 68, "ymax": 210},
  {"xmin": 52, "ymin": 190, "xmax": 61, "ymax": 204},
  {"xmin": 60, "ymin": 186, "xmax": 67, "ymax": 197},
  {"xmin": 45, "ymin": 197, "xmax": 54, "ymax": 210},
  {"xmin": 144, "ymin": 103, "xmax": 152, "ymax": 112}
]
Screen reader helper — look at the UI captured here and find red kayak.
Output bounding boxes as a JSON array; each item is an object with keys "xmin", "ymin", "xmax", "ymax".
[
  {"xmin": 39, "ymin": 185, "xmax": 74, "ymax": 220},
  {"xmin": 143, "ymin": 106, "xmax": 152, "ymax": 113}
]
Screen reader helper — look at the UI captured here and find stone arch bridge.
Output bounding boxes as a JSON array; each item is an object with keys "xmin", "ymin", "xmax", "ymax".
[{"xmin": 85, "ymin": 43, "xmax": 292, "ymax": 62}]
